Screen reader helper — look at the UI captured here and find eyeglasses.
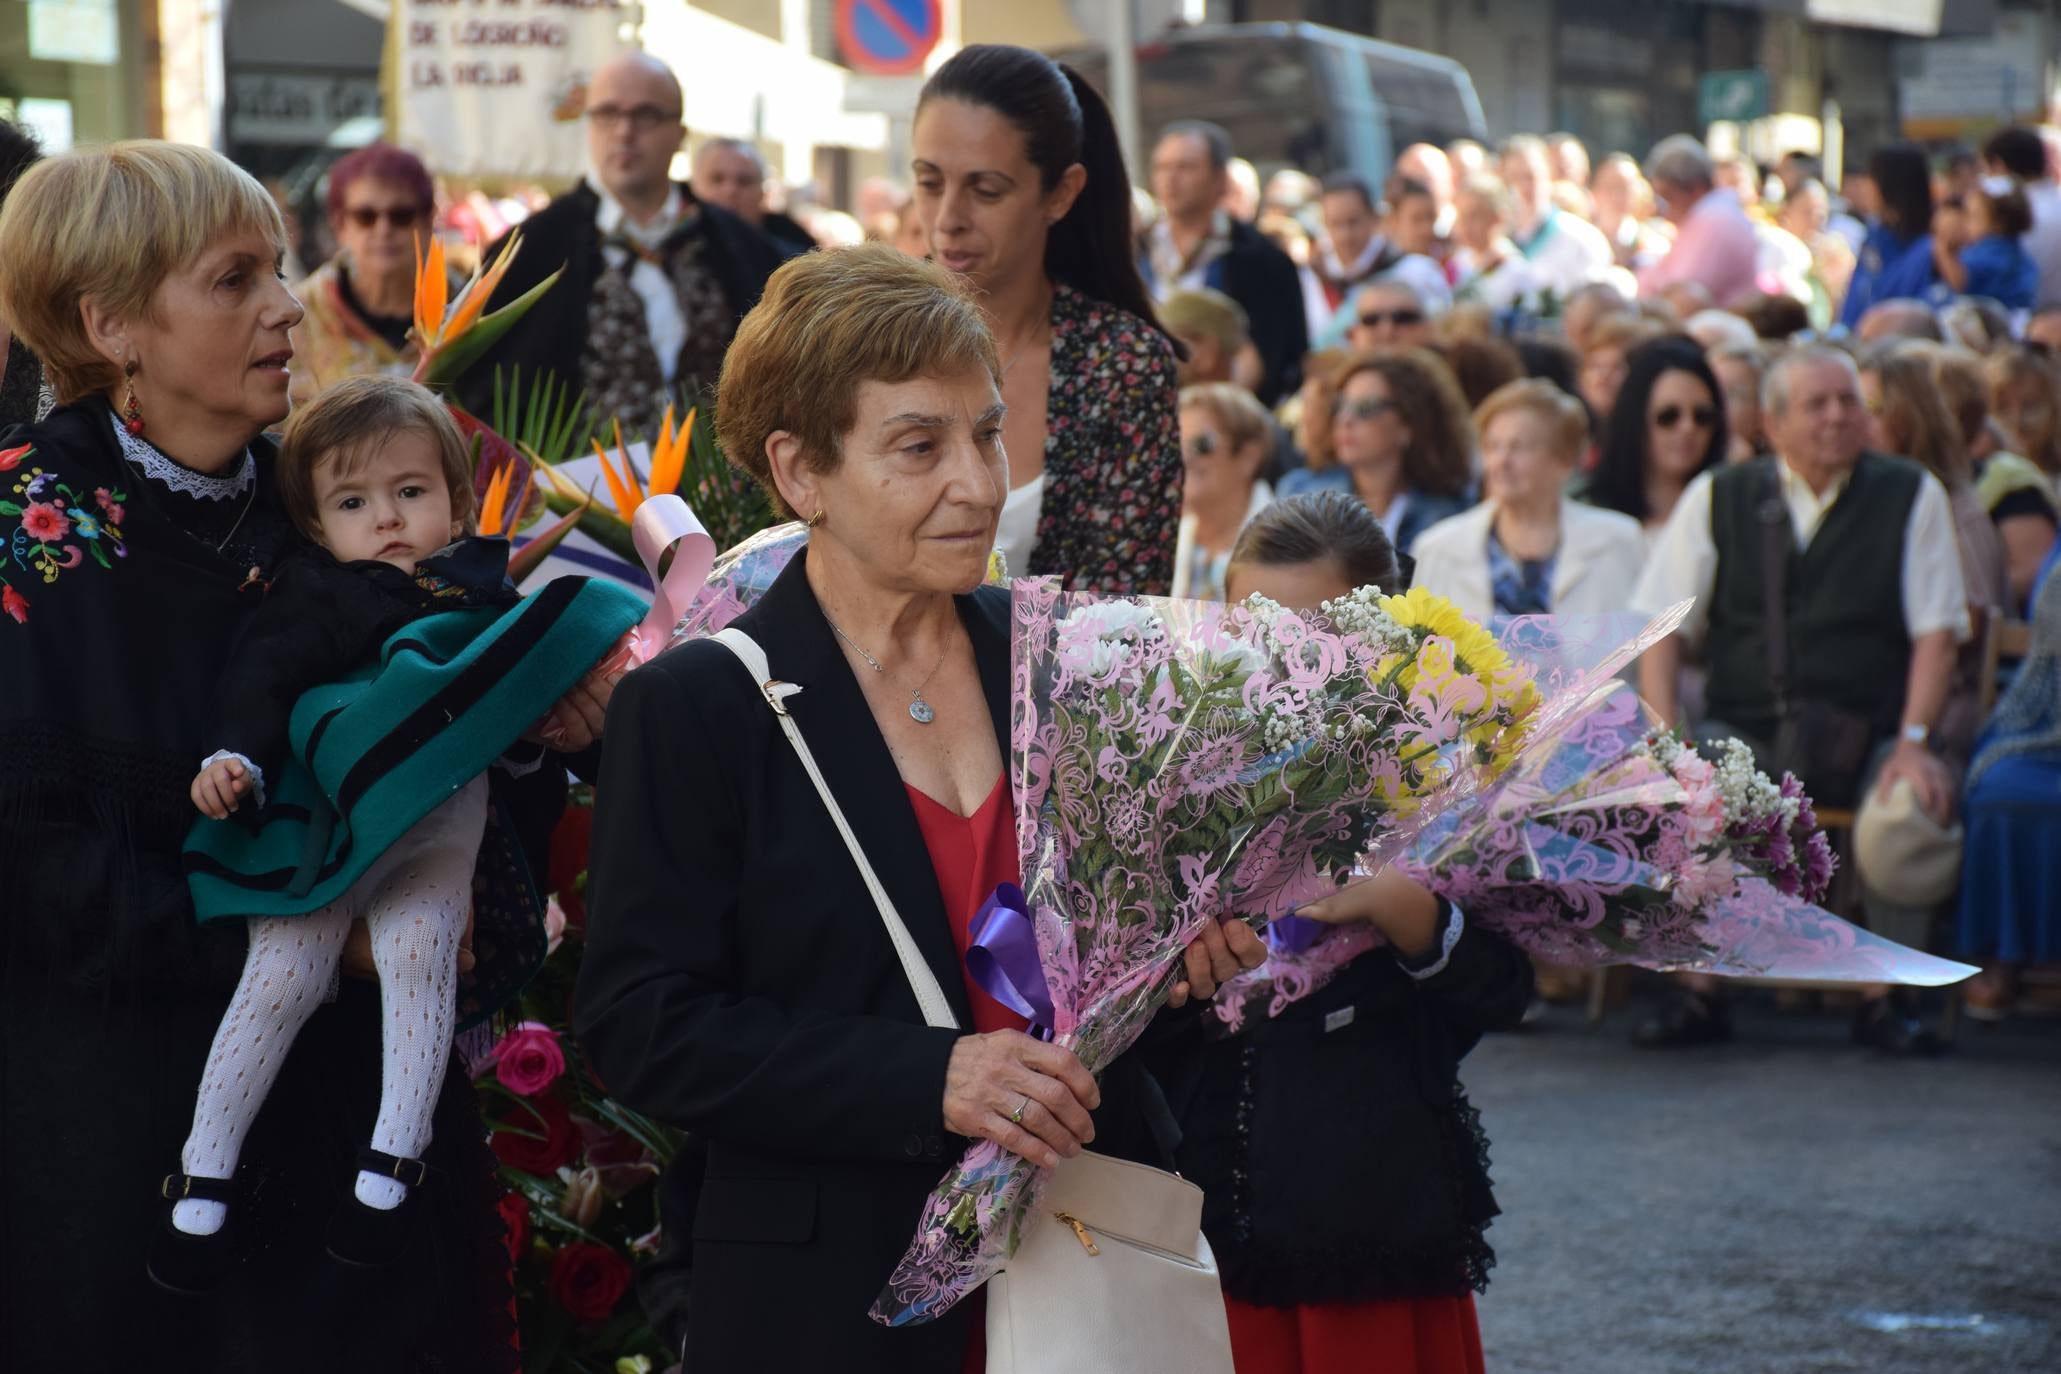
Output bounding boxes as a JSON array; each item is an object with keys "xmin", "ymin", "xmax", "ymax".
[
  {"xmin": 1358, "ymin": 309, "xmax": 1424, "ymax": 328},
  {"xmin": 1334, "ymin": 397, "xmax": 1397, "ymax": 422},
  {"xmin": 345, "ymin": 205, "xmax": 422, "ymax": 230},
  {"xmin": 585, "ymin": 103, "xmax": 681, "ymax": 133},
  {"xmin": 1653, "ymin": 405, "xmax": 1717, "ymax": 430}
]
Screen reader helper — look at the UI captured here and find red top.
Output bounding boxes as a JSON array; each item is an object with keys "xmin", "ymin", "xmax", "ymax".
[
  {"xmin": 906, "ymin": 774, "xmax": 1027, "ymax": 1374},
  {"xmin": 905, "ymin": 774, "xmax": 1028, "ymax": 1037}
]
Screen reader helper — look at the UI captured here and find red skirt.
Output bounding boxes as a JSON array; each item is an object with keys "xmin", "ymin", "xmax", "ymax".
[{"xmin": 1224, "ymin": 1293, "xmax": 1486, "ymax": 1374}]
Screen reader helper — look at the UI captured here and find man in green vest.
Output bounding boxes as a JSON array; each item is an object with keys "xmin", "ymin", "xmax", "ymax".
[{"xmin": 1629, "ymin": 346, "xmax": 1968, "ymax": 1055}]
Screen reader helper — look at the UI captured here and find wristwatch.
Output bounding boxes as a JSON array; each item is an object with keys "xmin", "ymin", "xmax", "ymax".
[{"xmin": 1900, "ymin": 723, "xmax": 1931, "ymax": 747}]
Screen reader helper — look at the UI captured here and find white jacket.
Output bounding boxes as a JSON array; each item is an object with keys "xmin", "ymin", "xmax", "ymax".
[{"xmin": 1408, "ymin": 497, "xmax": 1648, "ymax": 621}]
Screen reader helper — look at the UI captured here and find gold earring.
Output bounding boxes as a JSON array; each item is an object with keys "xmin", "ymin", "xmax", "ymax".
[
  {"xmin": 805, "ymin": 509, "xmax": 825, "ymax": 529},
  {"xmin": 121, "ymin": 358, "xmax": 144, "ymax": 437}
]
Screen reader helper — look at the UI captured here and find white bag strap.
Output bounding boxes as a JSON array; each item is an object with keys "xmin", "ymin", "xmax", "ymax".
[{"xmin": 712, "ymin": 627, "xmax": 960, "ymax": 1031}]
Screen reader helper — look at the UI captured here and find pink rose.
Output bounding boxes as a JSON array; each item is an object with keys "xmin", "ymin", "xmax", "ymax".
[
  {"xmin": 1673, "ymin": 853, "xmax": 1739, "ymax": 908},
  {"xmin": 493, "ymin": 1021, "xmax": 566, "ymax": 1097}
]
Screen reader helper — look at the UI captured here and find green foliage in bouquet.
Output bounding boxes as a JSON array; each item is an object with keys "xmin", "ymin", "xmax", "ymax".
[{"xmin": 490, "ymin": 368, "xmax": 773, "ymax": 566}]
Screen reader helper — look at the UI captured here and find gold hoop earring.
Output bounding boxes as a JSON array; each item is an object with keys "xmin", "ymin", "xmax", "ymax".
[{"xmin": 805, "ymin": 509, "xmax": 825, "ymax": 530}]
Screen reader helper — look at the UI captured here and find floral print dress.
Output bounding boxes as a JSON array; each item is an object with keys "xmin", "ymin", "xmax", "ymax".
[{"xmin": 1028, "ymin": 284, "xmax": 1184, "ymax": 596}]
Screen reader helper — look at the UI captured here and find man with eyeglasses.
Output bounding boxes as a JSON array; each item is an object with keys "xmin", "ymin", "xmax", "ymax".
[
  {"xmin": 465, "ymin": 51, "xmax": 791, "ymax": 438},
  {"xmin": 1630, "ymin": 346, "xmax": 1966, "ymax": 1056}
]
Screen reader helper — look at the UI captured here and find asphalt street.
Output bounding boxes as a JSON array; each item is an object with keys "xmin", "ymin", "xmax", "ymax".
[{"xmin": 1465, "ymin": 987, "xmax": 2061, "ymax": 1374}]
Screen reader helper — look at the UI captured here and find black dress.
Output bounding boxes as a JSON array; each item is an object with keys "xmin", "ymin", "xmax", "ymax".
[
  {"xmin": 574, "ymin": 550, "xmax": 1176, "ymax": 1371},
  {"xmin": 0, "ymin": 401, "xmax": 558, "ymax": 1373},
  {"xmin": 1155, "ymin": 917, "xmax": 1533, "ymax": 1309}
]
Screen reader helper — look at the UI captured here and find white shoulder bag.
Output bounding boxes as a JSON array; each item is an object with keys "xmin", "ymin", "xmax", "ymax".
[{"xmin": 713, "ymin": 628, "xmax": 1233, "ymax": 1373}]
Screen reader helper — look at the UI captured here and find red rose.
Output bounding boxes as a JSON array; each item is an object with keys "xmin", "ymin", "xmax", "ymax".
[
  {"xmin": 2, "ymin": 584, "xmax": 26, "ymax": 624},
  {"xmin": 495, "ymin": 1190, "xmax": 530, "ymax": 1265},
  {"xmin": 0, "ymin": 443, "xmax": 28, "ymax": 472},
  {"xmin": 489, "ymin": 1092, "xmax": 579, "ymax": 1175},
  {"xmin": 548, "ymin": 1241, "xmax": 632, "ymax": 1324}
]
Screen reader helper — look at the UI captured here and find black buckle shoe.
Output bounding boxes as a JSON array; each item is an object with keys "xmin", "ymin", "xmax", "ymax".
[
  {"xmin": 1631, "ymin": 994, "xmax": 1733, "ymax": 1048},
  {"xmin": 146, "ymin": 1172, "xmax": 240, "ymax": 1295},
  {"xmin": 1852, "ymin": 996, "xmax": 1942, "ymax": 1057},
  {"xmin": 324, "ymin": 1148, "xmax": 430, "ymax": 1268}
]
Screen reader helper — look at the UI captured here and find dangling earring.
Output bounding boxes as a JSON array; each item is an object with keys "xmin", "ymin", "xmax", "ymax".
[
  {"xmin": 121, "ymin": 359, "xmax": 145, "ymax": 437},
  {"xmin": 805, "ymin": 509, "xmax": 825, "ymax": 530}
]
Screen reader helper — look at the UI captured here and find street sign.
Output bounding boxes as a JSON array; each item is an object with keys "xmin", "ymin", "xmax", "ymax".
[
  {"xmin": 835, "ymin": 0, "xmax": 942, "ymax": 78},
  {"xmin": 1699, "ymin": 69, "xmax": 1770, "ymax": 126}
]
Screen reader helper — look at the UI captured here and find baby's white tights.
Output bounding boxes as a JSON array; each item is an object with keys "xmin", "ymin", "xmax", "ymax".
[{"xmin": 173, "ymin": 777, "xmax": 487, "ymax": 1235}]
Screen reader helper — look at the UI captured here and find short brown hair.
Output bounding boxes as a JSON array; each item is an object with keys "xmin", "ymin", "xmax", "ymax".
[
  {"xmin": 1473, "ymin": 378, "xmax": 1589, "ymax": 465},
  {"xmin": 1975, "ymin": 177, "xmax": 2035, "ymax": 238},
  {"xmin": 1584, "ymin": 312, "xmax": 1662, "ymax": 361},
  {"xmin": 0, "ymin": 141, "xmax": 285, "ymax": 404},
  {"xmin": 716, "ymin": 244, "xmax": 999, "ymax": 517},
  {"xmin": 276, "ymin": 376, "xmax": 475, "ymax": 541},
  {"xmin": 1309, "ymin": 348, "xmax": 1475, "ymax": 499},
  {"xmin": 1227, "ymin": 490, "xmax": 1401, "ymax": 596},
  {"xmin": 1432, "ymin": 335, "xmax": 1524, "ymax": 409}
]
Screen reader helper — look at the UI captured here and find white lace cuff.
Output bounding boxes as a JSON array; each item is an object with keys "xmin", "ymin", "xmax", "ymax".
[
  {"xmin": 1399, "ymin": 902, "xmax": 1466, "ymax": 981},
  {"xmin": 199, "ymin": 749, "xmax": 267, "ymax": 809}
]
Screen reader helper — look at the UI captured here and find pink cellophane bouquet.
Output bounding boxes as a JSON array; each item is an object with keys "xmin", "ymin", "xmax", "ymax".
[
  {"xmin": 870, "ymin": 580, "xmax": 1546, "ymax": 1325},
  {"xmin": 1216, "ymin": 618, "xmax": 1976, "ymax": 1031}
]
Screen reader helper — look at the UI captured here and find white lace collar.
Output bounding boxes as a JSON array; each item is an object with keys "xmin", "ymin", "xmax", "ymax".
[{"xmin": 110, "ymin": 414, "xmax": 255, "ymax": 502}]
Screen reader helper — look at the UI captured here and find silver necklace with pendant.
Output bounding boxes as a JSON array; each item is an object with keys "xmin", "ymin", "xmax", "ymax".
[{"xmin": 824, "ymin": 612, "xmax": 946, "ymax": 724}]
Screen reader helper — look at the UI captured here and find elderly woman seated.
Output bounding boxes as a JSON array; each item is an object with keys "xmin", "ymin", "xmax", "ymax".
[
  {"xmin": 1174, "ymin": 382, "xmax": 1277, "ymax": 599},
  {"xmin": 1410, "ymin": 378, "xmax": 1648, "ymax": 619},
  {"xmin": 574, "ymin": 244, "xmax": 1265, "ymax": 1372}
]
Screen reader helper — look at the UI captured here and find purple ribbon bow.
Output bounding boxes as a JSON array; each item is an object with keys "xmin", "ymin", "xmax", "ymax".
[
  {"xmin": 966, "ymin": 883, "xmax": 1055, "ymax": 1040},
  {"xmin": 1267, "ymin": 913, "xmax": 1326, "ymax": 955}
]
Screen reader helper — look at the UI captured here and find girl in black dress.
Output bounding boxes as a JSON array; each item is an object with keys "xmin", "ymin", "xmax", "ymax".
[{"xmin": 1157, "ymin": 491, "xmax": 1533, "ymax": 1374}]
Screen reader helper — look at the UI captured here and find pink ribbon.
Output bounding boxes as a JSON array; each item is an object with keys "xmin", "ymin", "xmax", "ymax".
[{"xmin": 626, "ymin": 494, "xmax": 716, "ymax": 664}]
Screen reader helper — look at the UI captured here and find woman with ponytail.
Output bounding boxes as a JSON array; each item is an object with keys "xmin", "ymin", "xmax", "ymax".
[{"xmin": 913, "ymin": 43, "xmax": 1184, "ymax": 594}]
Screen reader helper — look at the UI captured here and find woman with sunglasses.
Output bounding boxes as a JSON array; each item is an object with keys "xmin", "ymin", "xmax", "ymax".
[
  {"xmin": 1581, "ymin": 335, "xmax": 1731, "ymax": 545},
  {"xmin": 1278, "ymin": 348, "xmax": 1476, "ymax": 555},
  {"xmin": 289, "ymin": 145, "xmax": 447, "ymax": 408},
  {"xmin": 1173, "ymin": 382, "xmax": 1277, "ymax": 599}
]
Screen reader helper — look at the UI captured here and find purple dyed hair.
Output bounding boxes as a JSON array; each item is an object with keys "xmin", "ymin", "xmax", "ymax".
[{"xmin": 325, "ymin": 143, "xmax": 435, "ymax": 224}]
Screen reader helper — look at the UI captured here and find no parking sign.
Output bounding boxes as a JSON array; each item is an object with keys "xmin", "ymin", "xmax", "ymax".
[{"xmin": 835, "ymin": 0, "xmax": 942, "ymax": 77}]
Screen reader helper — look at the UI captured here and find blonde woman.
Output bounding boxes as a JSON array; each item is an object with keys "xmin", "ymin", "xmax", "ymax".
[
  {"xmin": 1174, "ymin": 382, "xmax": 1277, "ymax": 599},
  {"xmin": 0, "ymin": 140, "xmax": 597, "ymax": 1372},
  {"xmin": 1411, "ymin": 379, "xmax": 1647, "ymax": 619},
  {"xmin": 1987, "ymin": 344, "xmax": 2061, "ymax": 479}
]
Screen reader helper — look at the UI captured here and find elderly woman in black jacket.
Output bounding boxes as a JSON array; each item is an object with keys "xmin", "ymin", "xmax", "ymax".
[{"xmin": 574, "ymin": 244, "xmax": 1265, "ymax": 1370}]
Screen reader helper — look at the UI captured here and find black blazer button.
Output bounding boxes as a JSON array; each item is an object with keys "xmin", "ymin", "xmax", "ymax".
[
  {"xmin": 924, "ymin": 1136, "xmax": 941, "ymax": 1156},
  {"xmin": 904, "ymin": 1134, "xmax": 923, "ymax": 1157}
]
